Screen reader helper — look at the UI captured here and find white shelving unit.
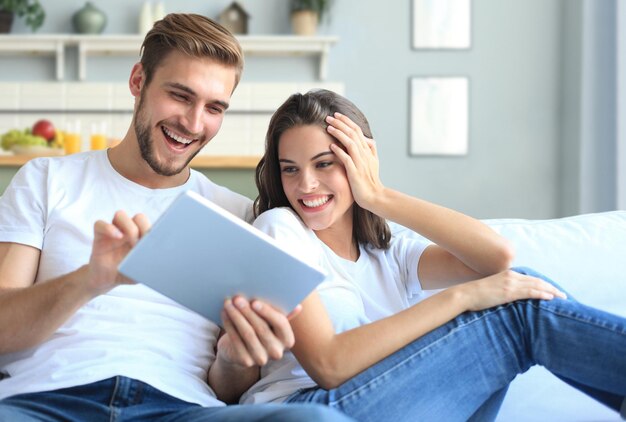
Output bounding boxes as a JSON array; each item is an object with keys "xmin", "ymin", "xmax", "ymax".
[{"xmin": 0, "ymin": 34, "xmax": 339, "ymax": 81}]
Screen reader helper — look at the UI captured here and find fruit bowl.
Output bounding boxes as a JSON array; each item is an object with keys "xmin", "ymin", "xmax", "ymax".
[{"xmin": 11, "ymin": 146, "xmax": 65, "ymax": 157}]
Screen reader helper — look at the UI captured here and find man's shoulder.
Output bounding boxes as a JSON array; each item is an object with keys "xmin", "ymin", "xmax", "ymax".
[{"xmin": 189, "ymin": 170, "xmax": 253, "ymax": 222}]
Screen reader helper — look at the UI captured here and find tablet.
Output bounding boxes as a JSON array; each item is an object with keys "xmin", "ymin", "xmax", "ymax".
[{"xmin": 118, "ymin": 190, "xmax": 326, "ymax": 324}]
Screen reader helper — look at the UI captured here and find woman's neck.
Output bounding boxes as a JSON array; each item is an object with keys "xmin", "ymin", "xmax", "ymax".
[{"xmin": 315, "ymin": 226, "xmax": 359, "ymax": 262}]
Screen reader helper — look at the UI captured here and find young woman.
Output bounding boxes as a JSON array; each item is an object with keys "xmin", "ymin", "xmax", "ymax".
[{"xmin": 227, "ymin": 90, "xmax": 626, "ymax": 420}]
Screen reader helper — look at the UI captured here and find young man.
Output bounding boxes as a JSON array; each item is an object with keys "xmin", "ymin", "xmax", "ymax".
[{"xmin": 0, "ymin": 14, "xmax": 351, "ymax": 422}]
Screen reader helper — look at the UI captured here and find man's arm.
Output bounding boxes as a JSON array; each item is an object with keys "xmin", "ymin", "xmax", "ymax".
[
  {"xmin": 0, "ymin": 243, "xmax": 101, "ymax": 354},
  {"xmin": 0, "ymin": 211, "xmax": 150, "ymax": 355}
]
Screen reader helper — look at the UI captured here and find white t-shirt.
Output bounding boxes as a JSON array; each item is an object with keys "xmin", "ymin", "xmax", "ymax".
[
  {"xmin": 0, "ymin": 150, "xmax": 253, "ymax": 406},
  {"xmin": 241, "ymin": 207, "xmax": 430, "ymax": 404}
]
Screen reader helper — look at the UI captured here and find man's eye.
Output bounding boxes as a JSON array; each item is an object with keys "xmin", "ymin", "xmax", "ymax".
[
  {"xmin": 207, "ymin": 106, "xmax": 224, "ymax": 114},
  {"xmin": 171, "ymin": 92, "xmax": 188, "ymax": 102}
]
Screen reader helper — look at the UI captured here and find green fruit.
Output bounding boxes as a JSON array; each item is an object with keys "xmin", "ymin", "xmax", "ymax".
[{"xmin": 1, "ymin": 129, "xmax": 49, "ymax": 150}]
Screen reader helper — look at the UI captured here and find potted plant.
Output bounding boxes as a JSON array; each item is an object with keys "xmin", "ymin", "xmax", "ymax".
[
  {"xmin": 0, "ymin": 0, "xmax": 45, "ymax": 33},
  {"xmin": 290, "ymin": 0, "xmax": 332, "ymax": 36}
]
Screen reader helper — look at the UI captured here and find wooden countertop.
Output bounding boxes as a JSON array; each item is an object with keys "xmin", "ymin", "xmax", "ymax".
[{"xmin": 0, "ymin": 155, "xmax": 260, "ymax": 169}]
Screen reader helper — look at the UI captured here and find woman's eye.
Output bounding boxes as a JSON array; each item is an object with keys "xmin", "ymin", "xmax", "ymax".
[
  {"xmin": 317, "ymin": 161, "xmax": 333, "ymax": 168},
  {"xmin": 281, "ymin": 167, "xmax": 297, "ymax": 174}
]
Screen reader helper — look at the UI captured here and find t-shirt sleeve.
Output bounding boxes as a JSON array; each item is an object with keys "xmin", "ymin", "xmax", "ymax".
[
  {"xmin": 253, "ymin": 208, "xmax": 322, "ymax": 268},
  {"xmin": 390, "ymin": 235, "xmax": 430, "ymax": 299},
  {"xmin": 0, "ymin": 158, "xmax": 48, "ymax": 248}
]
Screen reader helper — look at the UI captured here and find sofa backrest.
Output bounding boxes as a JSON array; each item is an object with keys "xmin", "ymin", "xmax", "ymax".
[{"xmin": 391, "ymin": 211, "xmax": 626, "ymax": 317}]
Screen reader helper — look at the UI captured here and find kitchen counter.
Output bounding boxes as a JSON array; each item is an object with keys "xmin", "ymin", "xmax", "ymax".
[{"xmin": 0, "ymin": 154, "xmax": 260, "ymax": 169}]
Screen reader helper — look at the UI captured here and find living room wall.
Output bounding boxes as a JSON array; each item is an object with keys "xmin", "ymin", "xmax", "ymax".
[{"xmin": 0, "ymin": 0, "xmax": 585, "ymax": 219}]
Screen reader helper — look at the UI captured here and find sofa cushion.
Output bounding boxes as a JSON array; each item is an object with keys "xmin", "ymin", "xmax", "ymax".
[{"xmin": 484, "ymin": 210, "xmax": 626, "ymax": 317}]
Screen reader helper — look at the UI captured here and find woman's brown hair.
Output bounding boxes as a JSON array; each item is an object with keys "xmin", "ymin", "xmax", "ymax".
[
  {"xmin": 140, "ymin": 13, "xmax": 244, "ymax": 89},
  {"xmin": 254, "ymin": 89, "xmax": 391, "ymax": 249}
]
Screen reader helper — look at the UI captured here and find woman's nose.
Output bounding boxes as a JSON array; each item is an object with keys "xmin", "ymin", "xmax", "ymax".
[{"xmin": 299, "ymin": 169, "xmax": 319, "ymax": 191}]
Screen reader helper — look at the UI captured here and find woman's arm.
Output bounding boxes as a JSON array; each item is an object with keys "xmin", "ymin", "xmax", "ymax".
[
  {"xmin": 326, "ymin": 113, "xmax": 514, "ymax": 289},
  {"xmin": 373, "ymin": 190, "xmax": 514, "ymax": 289},
  {"xmin": 291, "ymin": 269, "xmax": 565, "ymax": 389}
]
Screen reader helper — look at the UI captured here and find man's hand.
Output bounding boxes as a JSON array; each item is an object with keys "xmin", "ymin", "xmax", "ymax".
[
  {"xmin": 88, "ymin": 211, "xmax": 151, "ymax": 295},
  {"xmin": 217, "ymin": 296, "xmax": 301, "ymax": 367},
  {"xmin": 208, "ymin": 296, "xmax": 302, "ymax": 403}
]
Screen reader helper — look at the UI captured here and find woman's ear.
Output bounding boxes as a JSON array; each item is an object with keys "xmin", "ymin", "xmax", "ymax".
[{"xmin": 129, "ymin": 63, "xmax": 145, "ymax": 97}]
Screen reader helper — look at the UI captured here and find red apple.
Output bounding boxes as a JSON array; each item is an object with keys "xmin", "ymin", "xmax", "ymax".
[{"xmin": 32, "ymin": 119, "xmax": 56, "ymax": 142}]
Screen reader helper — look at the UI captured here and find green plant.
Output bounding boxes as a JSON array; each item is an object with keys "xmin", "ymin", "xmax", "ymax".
[
  {"xmin": 290, "ymin": 0, "xmax": 333, "ymax": 23},
  {"xmin": 0, "ymin": 0, "xmax": 45, "ymax": 32}
]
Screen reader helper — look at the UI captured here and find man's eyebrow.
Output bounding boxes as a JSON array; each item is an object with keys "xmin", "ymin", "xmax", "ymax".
[
  {"xmin": 164, "ymin": 82, "xmax": 230, "ymax": 110},
  {"xmin": 279, "ymin": 151, "xmax": 333, "ymax": 164}
]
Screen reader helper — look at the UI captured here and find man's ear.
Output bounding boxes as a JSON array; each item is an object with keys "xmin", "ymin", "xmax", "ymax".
[{"xmin": 129, "ymin": 63, "xmax": 145, "ymax": 97}]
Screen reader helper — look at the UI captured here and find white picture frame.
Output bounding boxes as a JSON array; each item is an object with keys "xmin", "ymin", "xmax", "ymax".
[
  {"xmin": 410, "ymin": 77, "xmax": 469, "ymax": 156},
  {"xmin": 412, "ymin": 0, "xmax": 472, "ymax": 49}
]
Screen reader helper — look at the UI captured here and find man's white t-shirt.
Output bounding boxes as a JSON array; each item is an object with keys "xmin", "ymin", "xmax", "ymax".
[
  {"xmin": 0, "ymin": 150, "xmax": 253, "ymax": 406},
  {"xmin": 241, "ymin": 207, "xmax": 430, "ymax": 404}
]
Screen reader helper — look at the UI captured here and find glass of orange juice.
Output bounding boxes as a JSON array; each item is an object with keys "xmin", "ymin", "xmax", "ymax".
[
  {"xmin": 90, "ymin": 121, "xmax": 108, "ymax": 150},
  {"xmin": 64, "ymin": 121, "xmax": 81, "ymax": 155}
]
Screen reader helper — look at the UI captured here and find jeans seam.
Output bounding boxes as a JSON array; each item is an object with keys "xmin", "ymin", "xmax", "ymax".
[
  {"xmin": 529, "ymin": 300, "xmax": 626, "ymax": 335},
  {"xmin": 108, "ymin": 376, "xmax": 120, "ymax": 422}
]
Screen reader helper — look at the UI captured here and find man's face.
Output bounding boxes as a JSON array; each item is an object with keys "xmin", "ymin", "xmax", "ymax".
[{"xmin": 133, "ymin": 51, "xmax": 237, "ymax": 176}]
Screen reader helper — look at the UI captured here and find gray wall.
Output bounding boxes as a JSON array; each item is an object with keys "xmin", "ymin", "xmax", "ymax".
[{"xmin": 0, "ymin": 0, "xmax": 585, "ymax": 218}]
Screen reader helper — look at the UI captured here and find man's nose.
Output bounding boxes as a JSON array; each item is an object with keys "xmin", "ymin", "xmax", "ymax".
[{"xmin": 182, "ymin": 105, "xmax": 204, "ymax": 136}]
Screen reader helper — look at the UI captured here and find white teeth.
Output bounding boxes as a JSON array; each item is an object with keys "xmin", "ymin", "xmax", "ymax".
[
  {"xmin": 302, "ymin": 196, "xmax": 330, "ymax": 208},
  {"xmin": 163, "ymin": 127, "xmax": 194, "ymax": 144}
]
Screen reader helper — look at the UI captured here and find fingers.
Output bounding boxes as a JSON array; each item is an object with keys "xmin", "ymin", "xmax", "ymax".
[
  {"xmin": 112, "ymin": 210, "xmax": 141, "ymax": 247},
  {"xmin": 525, "ymin": 275, "xmax": 567, "ymax": 300},
  {"xmin": 223, "ymin": 297, "xmax": 287, "ymax": 365},
  {"xmin": 93, "ymin": 219, "xmax": 123, "ymax": 240},
  {"xmin": 220, "ymin": 309, "xmax": 256, "ymax": 367},
  {"xmin": 500, "ymin": 270, "xmax": 567, "ymax": 301},
  {"xmin": 326, "ymin": 113, "xmax": 372, "ymax": 162},
  {"xmin": 250, "ymin": 300, "xmax": 296, "ymax": 348},
  {"xmin": 132, "ymin": 213, "xmax": 151, "ymax": 238}
]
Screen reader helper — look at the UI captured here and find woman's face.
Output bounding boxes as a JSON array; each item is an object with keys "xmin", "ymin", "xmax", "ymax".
[{"xmin": 278, "ymin": 124, "xmax": 354, "ymax": 233}]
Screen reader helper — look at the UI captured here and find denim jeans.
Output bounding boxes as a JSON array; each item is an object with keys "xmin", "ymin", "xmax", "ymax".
[
  {"xmin": 0, "ymin": 376, "xmax": 353, "ymax": 422},
  {"xmin": 286, "ymin": 267, "xmax": 626, "ymax": 421}
]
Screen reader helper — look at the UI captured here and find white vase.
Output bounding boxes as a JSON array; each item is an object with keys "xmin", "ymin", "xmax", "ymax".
[
  {"xmin": 291, "ymin": 10, "xmax": 319, "ymax": 36},
  {"xmin": 138, "ymin": 1, "xmax": 153, "ymax": 34}
]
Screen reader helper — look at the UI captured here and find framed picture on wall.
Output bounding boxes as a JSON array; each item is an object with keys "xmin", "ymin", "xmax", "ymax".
[
  {"xmin": 410, "ymin": 77, "xmax": 468, "ymax": 156},
  {"xmin": 412, "ymin": 0, "xmax": 472, "ymax": 49}
]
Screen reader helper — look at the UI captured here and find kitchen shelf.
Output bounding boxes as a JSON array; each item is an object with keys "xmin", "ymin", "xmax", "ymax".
[
  {"xmin": 0, "ymin": 154, "xmax": 260, "ymax": 169},
  {"xmin": 0, "ymin": 34, "xmax": 338, "ymax": 81}
]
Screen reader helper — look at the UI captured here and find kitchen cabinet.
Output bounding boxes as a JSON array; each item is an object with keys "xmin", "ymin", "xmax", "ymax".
[{"xmin": 0, "ymin": 34, "xmax": 338, "ymax": 81}]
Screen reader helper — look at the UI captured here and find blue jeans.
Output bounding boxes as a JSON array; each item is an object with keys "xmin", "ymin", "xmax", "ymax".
[
  {"xmin": 0, "ymin": 376, "xmax": 353, "ymax": 422},
  {"xmin": 286, "ymin": 267, "xmax": 626, "ymax": 421}
]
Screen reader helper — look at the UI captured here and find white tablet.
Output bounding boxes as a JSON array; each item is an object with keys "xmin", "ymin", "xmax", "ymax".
[{"xmin": 118, "ymin": 190, "xmax": 326, "ymax": 324}]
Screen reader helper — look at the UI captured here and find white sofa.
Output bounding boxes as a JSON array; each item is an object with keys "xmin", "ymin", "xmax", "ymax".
[
  {"xmin": 395, "ymin": 210, "xmax": 626, "ymax": 421},
  {"xmin": 485, "ymin": 211, "xmax": 626, "ymax": 421}
]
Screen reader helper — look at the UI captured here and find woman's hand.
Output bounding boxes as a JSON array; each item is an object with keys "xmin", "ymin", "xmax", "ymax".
[
  {"xmin": 326, "ymin": 112, "xmax": 385, "ymax": 211},
  {"xmin": 454, "ymin": 270, "xmax": 567, "ymax": 312}
]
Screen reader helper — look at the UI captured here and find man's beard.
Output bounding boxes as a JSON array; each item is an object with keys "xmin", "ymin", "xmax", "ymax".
[{"xmin": 134, "ymin": 93, "xmax": 200, "ymax": 177}]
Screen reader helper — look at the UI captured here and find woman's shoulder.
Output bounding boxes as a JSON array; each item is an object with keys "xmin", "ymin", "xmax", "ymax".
[
  {"xmin": 253, "ymin": 207, "xmax": 321, "ymax": 260},
  {"xmin": 254, "ymin": 207, "xmax": 306, "ymax": 232}
]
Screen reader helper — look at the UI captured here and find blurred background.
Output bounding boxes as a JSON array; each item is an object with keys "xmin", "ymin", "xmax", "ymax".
[{"xmin": 0, "ymin": 0, "xmax": 623, "ymax": 219}]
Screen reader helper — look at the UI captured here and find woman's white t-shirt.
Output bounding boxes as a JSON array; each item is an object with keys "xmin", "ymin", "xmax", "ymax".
[
  {"xmin": 241, "ymin": 207, "xmax": 430, "ymax": 404},
  {"xmin": 0, "ymin": 150, "xmax": 253, "ymax": 406}
]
